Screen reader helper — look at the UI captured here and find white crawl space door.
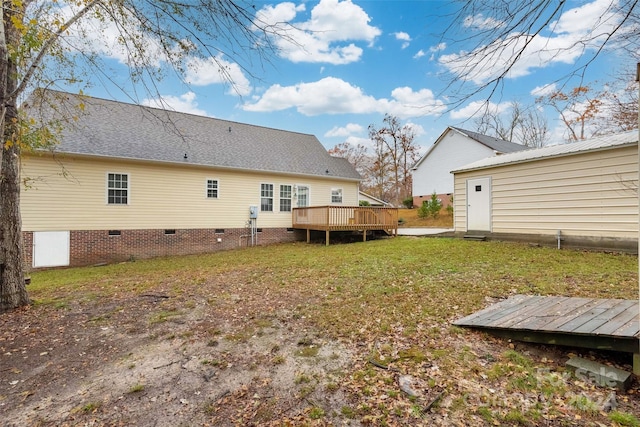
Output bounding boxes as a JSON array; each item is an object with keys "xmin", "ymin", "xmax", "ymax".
[
  {"xmin": 33, "ymin": 231, "xmax": 70, "ymax": 268},
  {"xmin": 466, "ymin": 177, "xmax": 491, "ymax": 232}
]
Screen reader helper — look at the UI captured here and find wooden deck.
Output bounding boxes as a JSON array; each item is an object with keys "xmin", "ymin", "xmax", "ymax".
[
  {"xmin": 292, "ymin": 206, "xmax": 398, "ymax": 245},
  {"xmin": 453, "ymin": 295, "xmax": 640, "ymax": 373}
]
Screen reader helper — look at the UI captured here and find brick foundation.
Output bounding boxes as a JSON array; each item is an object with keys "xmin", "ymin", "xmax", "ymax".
[{"xmin": 24, "ymin": 227, "xmax": 305, "ymax": 269}]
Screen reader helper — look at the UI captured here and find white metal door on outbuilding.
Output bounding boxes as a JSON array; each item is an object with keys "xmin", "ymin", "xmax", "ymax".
[
  {"xmin": 466, "ymin": 177, "xmax": 491, "ymax": 231},
  {"xmin": 33, "ymin": 231, "xmax": 70, "ymax": 268}
]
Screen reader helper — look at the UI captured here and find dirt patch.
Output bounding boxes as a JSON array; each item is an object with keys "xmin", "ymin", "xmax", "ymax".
[{"xmin": 1, "ymin": 291, "xmax": 356, "ymax": 426}]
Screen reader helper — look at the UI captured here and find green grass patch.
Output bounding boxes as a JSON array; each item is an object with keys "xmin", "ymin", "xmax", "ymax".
[
  {"xmin": 308, "ymin": 406, "xmax": 325, "ymax": 419},
  {"xmin": 609, "ymin": 411, "xmax": 640, "ymax": 427},
  {"xmin": 81, "ymin": 402, "xmax": 101, "ymax": 412},
  {"xmin": 294, "ymin": 345, "xmax": 320, "ymax": 357},
  {"xmin": 398, "ymin": 346, "xmax": 429, "ymax": 363},
  {"xmin": 149, "ymin": 309, "xmax": 181, "ymax": 324},
  {"xmin": 127, "ymin": 384, "xmax": 145, "ymax": 394}
]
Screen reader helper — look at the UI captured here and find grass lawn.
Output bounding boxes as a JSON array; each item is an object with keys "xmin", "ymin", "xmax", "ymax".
[{"xmin": 3, "ymin": 237, "xmax": 639, "ymax": 426}]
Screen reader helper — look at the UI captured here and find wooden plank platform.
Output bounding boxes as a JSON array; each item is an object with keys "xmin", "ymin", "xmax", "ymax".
[{"xmin": 453, "ymin": 295, "xmax": 640, "ymax": 356}]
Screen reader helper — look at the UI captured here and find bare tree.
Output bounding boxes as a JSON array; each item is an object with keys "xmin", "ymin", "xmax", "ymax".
[
  {"xmin": 0, "ymin": 1, "xmax": 290, "ymax": 312},
  {"xmin": 536, "ymin": 86, "xmax": 604, "ymax": 142},
  {"xmin": 369, "ymin": 137, "xmax": 392, "ymax": 202},
  {"xmin": 600, "ymin": 68, "xmax": 639, "ymax": 133},
  {"xmin": 328, "ymin": 142, "xmax": 370, "ymax": 177},
  {"xmin": 368, "ymin": 114, "xmax": 420, "ymax": 205},
  {"xmin": 475, "ymin": 101, "xmax": 549, "ymax": 147}
]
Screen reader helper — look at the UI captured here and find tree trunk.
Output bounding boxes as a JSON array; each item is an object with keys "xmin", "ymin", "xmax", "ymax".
[
  {"xmin": 0, "ymin": 127, "xmax": 28, "ymax": 312},
  {"xmin": 0, "ymin": 7, "xmax": 29, "ymax": 312}
]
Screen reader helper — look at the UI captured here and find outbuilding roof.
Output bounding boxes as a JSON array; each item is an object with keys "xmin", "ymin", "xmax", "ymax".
[
  {"xmin": 449, "ymin": 127, "xmax": 529, "ymax": 154},
  {"xmin": 24, "ymin": 90, "xmax": 361, "ymax": 181},
  {"xmin": 452, "ymin": 130, "xmax": 638, "ymax": 173},
  {"xmin": 412, "ymin": 126, "xmax": 527, "ymax": 170}
]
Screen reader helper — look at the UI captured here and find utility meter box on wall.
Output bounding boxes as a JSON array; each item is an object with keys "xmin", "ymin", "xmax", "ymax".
[{"xmin": 249, "ymin": 206, "xmax": 258, "ymax": 219}]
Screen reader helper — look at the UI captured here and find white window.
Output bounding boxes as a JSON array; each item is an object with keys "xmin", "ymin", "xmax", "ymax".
[
  {"xmin": 207, "ymin": 179, "xmax": 219, "ymax": 198},
  {"xmin": 107, "ymin": 173, "xmax": 128, "ymax": 205},
  {"xmin": 261, "ymin": 183, "xmax": 273, "ymax": 211},
  {"xmin": 280, "ymin": 185, "xmax": 292, "ymax": 212},
  {"xmin": 331, "ymin": 188, "xmax": 343, "ymax": 204}
]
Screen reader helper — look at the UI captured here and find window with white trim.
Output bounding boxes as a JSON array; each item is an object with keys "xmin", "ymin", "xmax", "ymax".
[
  {"xmin": 107, "ymin": 173, "xmax": 128, "ymax": 204},
  {"xmin": 331, "ymin": 188, "xmax": 343, "ymax": 204},
  {"xmin": 280, "ymin": 184, "xmax": 292, "ymax": 212},
  {"xmin": 261, "ymin": 183, "xmax": 273, "ymax": 212},
  {"xmin": 207, "ymin": 179, "xmax": 219, "ymax": 199}
]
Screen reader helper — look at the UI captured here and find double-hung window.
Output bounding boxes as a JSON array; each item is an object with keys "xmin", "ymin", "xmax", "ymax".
[
  {"xmin": 261, "ymin": 183, "xmax": 273, "ymax": 212},
  {"xmin": 207, "ymin": 179, "xmax": 219, "ymax": 199},
  {"xmin": 331, "ymin": 188, "xmax": 343, "ymax": 204},
  {"xmin": 107, "ymin": 173, "xmax": 128, "ymax": 205},
  {"xmin": 280, "ymin": 185, "xmax": 292, "ymax": 212}
]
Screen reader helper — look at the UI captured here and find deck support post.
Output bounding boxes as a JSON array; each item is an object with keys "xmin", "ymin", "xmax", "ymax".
[
  {"xmin": 306, "ymin": 229, "xmax": 310, "ymax": 243},
  {"xmin": 363, "ymin": 229, "xmax": 366, "ymax": 242},
  {"xmin": 634, "ymin": 353, "xmax": 640, "ymax": 376},
  {"xmin": 325, "ymin": 230, "xmax": 330, "ymax": 246}
]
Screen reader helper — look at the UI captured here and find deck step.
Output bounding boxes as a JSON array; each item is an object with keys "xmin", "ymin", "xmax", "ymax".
[{"xmin": 464, "ymin": 234, "xmax": 486, "ymax": 241}]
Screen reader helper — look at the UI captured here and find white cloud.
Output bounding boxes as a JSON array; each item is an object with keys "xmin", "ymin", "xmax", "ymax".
[
  {"xmin": 242, "ymin": 77, "xmax": 446, "ymax": 119},
  {"xmin": 253, "ymin": 2, "xmax": 305, "ymax": 25},
  {"xmin": 253, "ymin": 0, "xmax": 381, "ymax": 65},
  {"xmin": 463, "ymin": 13, "xmax": 506, "ymax": 30},
  {"xmin": 185, "ymin": 56, "xmax": 252, "ymax": 96},
  {"xmin": 404, "ymin": 121, "xmax": 426, "ymax": 137},
  {"xmin": 393, "ymin": 31, "xmax": 411, "ymax": 49},
  {"xmin": 426, "ymin": 42, "xmax": 446, "ymax": 60},
  {"xmin": 393, "ymin": 31, "xmax": 412, "ymax": 42},
  {"xmin": 429, "ymin": 42, "xmax": 447, "ymax": 53},
  {"xmin": 413, "ymin": 50, "xmax": 426, "ymax": 59},
  {"xmin": 441, "ymin": 0, "xmax": 625, "ymax": 84},
  {"xmin": 325, "ymin": 123, "xmax": 365, "ymax": 137},
  {"xmin": 531, "ymin": 83, "xmax": 557, "ymax": 97},
  {"xmin": 450, "ymin": 100, "xmax": 510, "ymax": 120},
  {"xmin": 142, "ymin": 92, "xmax": 208, "ymax": 116}
]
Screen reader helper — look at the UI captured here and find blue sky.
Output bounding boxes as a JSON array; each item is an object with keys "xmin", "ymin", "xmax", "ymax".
[{"xmin": 70, "ymin": 0, "xmax": 631, "ymax": 153}]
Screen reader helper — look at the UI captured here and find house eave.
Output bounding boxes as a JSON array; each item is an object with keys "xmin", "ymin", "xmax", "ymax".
[{"xmin": 33, "ymin": 150, "xmax": 362, "ymax": 182}]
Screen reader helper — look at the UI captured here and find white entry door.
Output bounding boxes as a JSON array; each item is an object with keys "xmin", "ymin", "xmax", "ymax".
[
  {"xmin": 297, "ymin": 185, "xmax": 309, "ymax": 207},
  {"xmin": 33, "ymin": 231, "xmax": 70, "ymax": 268},
  {"xmin": 466, "ymin": 177, "xmax": 491, "ymax": 231}
]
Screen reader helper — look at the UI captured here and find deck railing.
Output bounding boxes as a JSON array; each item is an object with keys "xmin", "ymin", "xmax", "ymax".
[{"xmin": 292, "ymin": 206, "xmax": 398, "ymax": 243}]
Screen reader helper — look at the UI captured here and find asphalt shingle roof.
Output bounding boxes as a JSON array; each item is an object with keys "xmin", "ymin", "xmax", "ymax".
[
  {"xmin": 450, "ymin": 127, "xmax": 529, "ymax": 153},
  {"xmin": 452, "ymin": 130, "xmax": 638, "ymax": 173},
  {"xmin": 24, "ymin": 90, "xmax": 361, "ymax": 181}
]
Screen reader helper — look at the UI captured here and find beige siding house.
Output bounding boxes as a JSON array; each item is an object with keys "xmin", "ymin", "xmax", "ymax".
[
  {"xmin": 451, "ymin": 131, "xmax": 638, "ymax": 252},
  {"xmin": 21, "ymin": 90, "xmax": 361, "ymax": 268}
]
